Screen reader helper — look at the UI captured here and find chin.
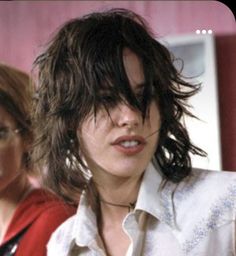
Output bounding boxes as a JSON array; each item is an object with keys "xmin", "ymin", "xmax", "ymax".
[{"xmin": 110, "ymin": 165, "xmax": 146, "ymax": 178}]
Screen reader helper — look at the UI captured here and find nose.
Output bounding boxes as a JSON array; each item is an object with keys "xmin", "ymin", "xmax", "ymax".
[{"xmin": 115, "ymin": 103, "xmax": 141, "ymax": 128}]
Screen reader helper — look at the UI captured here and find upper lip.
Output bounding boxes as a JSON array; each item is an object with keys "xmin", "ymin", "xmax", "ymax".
[{"xmin": 111, "ymin": 135, "xmax": 146, "ymax": 145}]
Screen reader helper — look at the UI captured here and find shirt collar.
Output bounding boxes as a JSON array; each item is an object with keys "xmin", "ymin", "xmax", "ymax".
[
  {"xmin": 72, "ymin": 191, "xmax": 99, "ymax": 247},
  {"xmin": 135, "ymin": 161, "xmax": 177, "ymax": 229},
  {"xmin": 73, "ymin": 161, "xmax": 177, "ymax": 247}
]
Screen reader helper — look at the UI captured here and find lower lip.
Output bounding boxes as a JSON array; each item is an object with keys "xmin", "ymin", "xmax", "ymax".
[{"xmin": 113, "ymin": 143, "xmax": 145, "ymax": 155}]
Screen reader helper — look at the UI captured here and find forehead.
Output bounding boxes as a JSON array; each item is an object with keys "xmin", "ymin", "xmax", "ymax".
[{"xmin": 122, "ymin": 48, "xmax": 144, "ymax": 90}]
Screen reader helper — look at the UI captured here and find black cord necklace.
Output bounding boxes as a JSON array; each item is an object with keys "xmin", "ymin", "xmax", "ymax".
[{"xmin": 99, "ymin": 198, "xmax": 136, "ymax": 212}]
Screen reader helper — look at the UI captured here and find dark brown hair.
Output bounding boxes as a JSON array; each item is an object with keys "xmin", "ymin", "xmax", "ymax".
[{"xmin": 33, "ymin": 8, "xmax": 206, "ymax": 203}]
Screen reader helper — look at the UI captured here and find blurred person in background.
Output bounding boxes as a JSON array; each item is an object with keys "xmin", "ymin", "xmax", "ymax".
[{"xmin": 0, "ymin": 63, "xmax": 76, "ymax": 256}]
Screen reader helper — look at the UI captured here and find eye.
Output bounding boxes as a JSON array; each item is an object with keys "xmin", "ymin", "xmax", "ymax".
[
  {"xmin": 134, "ymin": 86, "xmax": 145, "ymax": 101},
  {"xmin": 102, "ymin": 95, "xmax": 114, "ymax": 103},
  {"xmin": 135, "ymin": 92, "xmax": 144, "ymax": 103},
  {"xmin": 0, "ymin": 127, "xmax": 9, "ymax": 140},
  {"xmin": 100, "ymin": 94, "xmax": 118, "ymax": 109}
]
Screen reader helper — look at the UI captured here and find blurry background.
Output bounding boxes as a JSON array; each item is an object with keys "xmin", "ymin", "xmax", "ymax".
[
  {"xmin": 162, "ymin": 34, "xmax": 221, "ymax": 171},
  {"xmin": 0, "ymin": 1, "xmax": 235, "ymax": 171}
]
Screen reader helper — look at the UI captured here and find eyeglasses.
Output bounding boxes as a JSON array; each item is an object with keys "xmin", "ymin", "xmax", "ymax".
[{"xmin": 0, "ymin": 126, "xmax": 21, "ymax": 149}]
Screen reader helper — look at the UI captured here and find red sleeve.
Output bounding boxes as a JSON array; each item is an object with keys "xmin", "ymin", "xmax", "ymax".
[{"xmin": 15, "ymin": 204, "xmax": 76, "ymax": 256}]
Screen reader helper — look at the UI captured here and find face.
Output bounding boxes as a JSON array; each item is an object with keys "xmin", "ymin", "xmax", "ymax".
[
  {"xmin": 77, "ymin": 48, "xmax": 161, "ymax": 182},
  {"xmin": 0, "ymin": 105, "xmax": 26, "ymax": 192}
]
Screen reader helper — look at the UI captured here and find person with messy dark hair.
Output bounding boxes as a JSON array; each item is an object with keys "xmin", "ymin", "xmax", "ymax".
[{"xmin": 33, "ymin": 8, "xmax": 236, "ymax": 256}]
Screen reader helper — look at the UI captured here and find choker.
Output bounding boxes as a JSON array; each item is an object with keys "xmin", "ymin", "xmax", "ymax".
[{"xmin": 99, "ymin": 198, "xmax": 136, "ymax": 212}]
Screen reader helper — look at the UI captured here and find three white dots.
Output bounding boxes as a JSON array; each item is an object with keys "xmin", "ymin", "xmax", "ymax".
[{"xmin": 196, "ymin": 29, "xmax": 213, "ymax": 34}]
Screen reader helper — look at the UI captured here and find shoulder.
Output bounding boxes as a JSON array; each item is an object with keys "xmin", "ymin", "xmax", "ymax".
[
  {"xmin": 186, "ymin": 168, "xmax": 236, "ymax": 194},
  {"xmin": 191, "ymin": 167, "xmax": 236, "ymax": 179},
  {"xmin": 174, "ymin": 168, "xmax": 236, "ymax": 203},
  {"xmin": 16, "ymin": 188, "xmax": 76, "ymax": 227},
  {"xmin": 171, "ymin": 169, "xmax": 236, "ymax": 254},
  {"xmin": 15, "ymin": 189, "xmax": 76, "ymax": 256},
  {"xmin": 173, "ymin": 168, "xmax": 236, "ymax": 228},
  {"xmin": 177, "ymin": 168, "xmax": 236, "ymax": 189},
  {"xmin": 22, "ymin": 188, "xmax": 76, "ymax": 234}
]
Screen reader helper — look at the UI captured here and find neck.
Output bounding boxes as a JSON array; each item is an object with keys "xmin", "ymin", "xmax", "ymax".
[
  {"xmin": 0, "ymin": 173, "xmax": 33, "ymax": 243},
  {"xmin": 96, "ymin": 175, "xmax": 141, "ymax": 209},
  {"xmin": 99, "ymin": 197, "xmax": 136, "ymax": 212},
  {"xmin": 94, "ymin": 176, "xmax": 141, "ymax": 256},
  {"xmin": 91, "ymin": 174, "xmax": 142, "ymax": 229}
]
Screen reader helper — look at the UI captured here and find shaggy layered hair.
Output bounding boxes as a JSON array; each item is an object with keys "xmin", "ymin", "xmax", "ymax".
[{"xmin": 33, "ymin": 9, "xmax": 206, "ymax": 204}]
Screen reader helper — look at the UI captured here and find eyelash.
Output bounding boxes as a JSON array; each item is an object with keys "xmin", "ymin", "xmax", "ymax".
[
  {"xmin": 97, "ymin": 87, "xmax": 156, "ymax": 111},
  {"xmin": 0, "ymin": 127, "xmax": 9, "ymax": 139}
]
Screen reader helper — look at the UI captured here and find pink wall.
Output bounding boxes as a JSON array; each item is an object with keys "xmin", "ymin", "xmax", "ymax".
[{"xmin": 0, "ymin": 1, "xmax": 235, "ymax": 72}]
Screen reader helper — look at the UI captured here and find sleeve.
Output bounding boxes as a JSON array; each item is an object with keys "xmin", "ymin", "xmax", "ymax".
[{"xmin": 15, "ymin": 204, "xmax": 76, "ymax": 256}]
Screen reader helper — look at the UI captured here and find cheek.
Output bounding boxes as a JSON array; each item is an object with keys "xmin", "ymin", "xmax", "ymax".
[
  {"xmin": 0, "ymin": 145, "xmax": 23, "ymax": 177},
  {"xmin": 78, "ymin": 124, "xmax": 100, "ymax": 158},
  {"xmin": 79, "ymin": 114, "xmax": 112, "ymax": 148},
  {"xmin": 149, "ymin": 103, "xmax": 161, "ymax": 128}
]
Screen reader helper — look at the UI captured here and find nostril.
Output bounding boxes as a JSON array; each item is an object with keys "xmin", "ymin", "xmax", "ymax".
[{"xmin": 118, "ymin": 115, "xmax": 140, "ymax": 128}]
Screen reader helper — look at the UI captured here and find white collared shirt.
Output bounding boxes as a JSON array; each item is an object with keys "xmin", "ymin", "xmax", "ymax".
[{"xmin": 47, "ymin": 163, "xmax": 236, "ymax": 256}]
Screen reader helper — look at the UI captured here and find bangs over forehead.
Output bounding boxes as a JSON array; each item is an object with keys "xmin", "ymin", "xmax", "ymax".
[
  {"xmin": 72, "ymin": 10, "xmax": 158, "ymax": 118},
  {"xmin": 35, "ymin": 9, "xmax": 170, "ymax": 127}
]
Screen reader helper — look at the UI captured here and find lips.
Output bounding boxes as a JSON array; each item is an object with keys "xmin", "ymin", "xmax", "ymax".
[{"xmin": 111, "ymin": 135, "xmax": 146, "ymax": 155}]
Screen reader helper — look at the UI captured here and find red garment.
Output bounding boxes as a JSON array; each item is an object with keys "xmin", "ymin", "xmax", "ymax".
[{"xmin": 0, "ymin": 188, "xmax": 76, "ymax": 256}]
